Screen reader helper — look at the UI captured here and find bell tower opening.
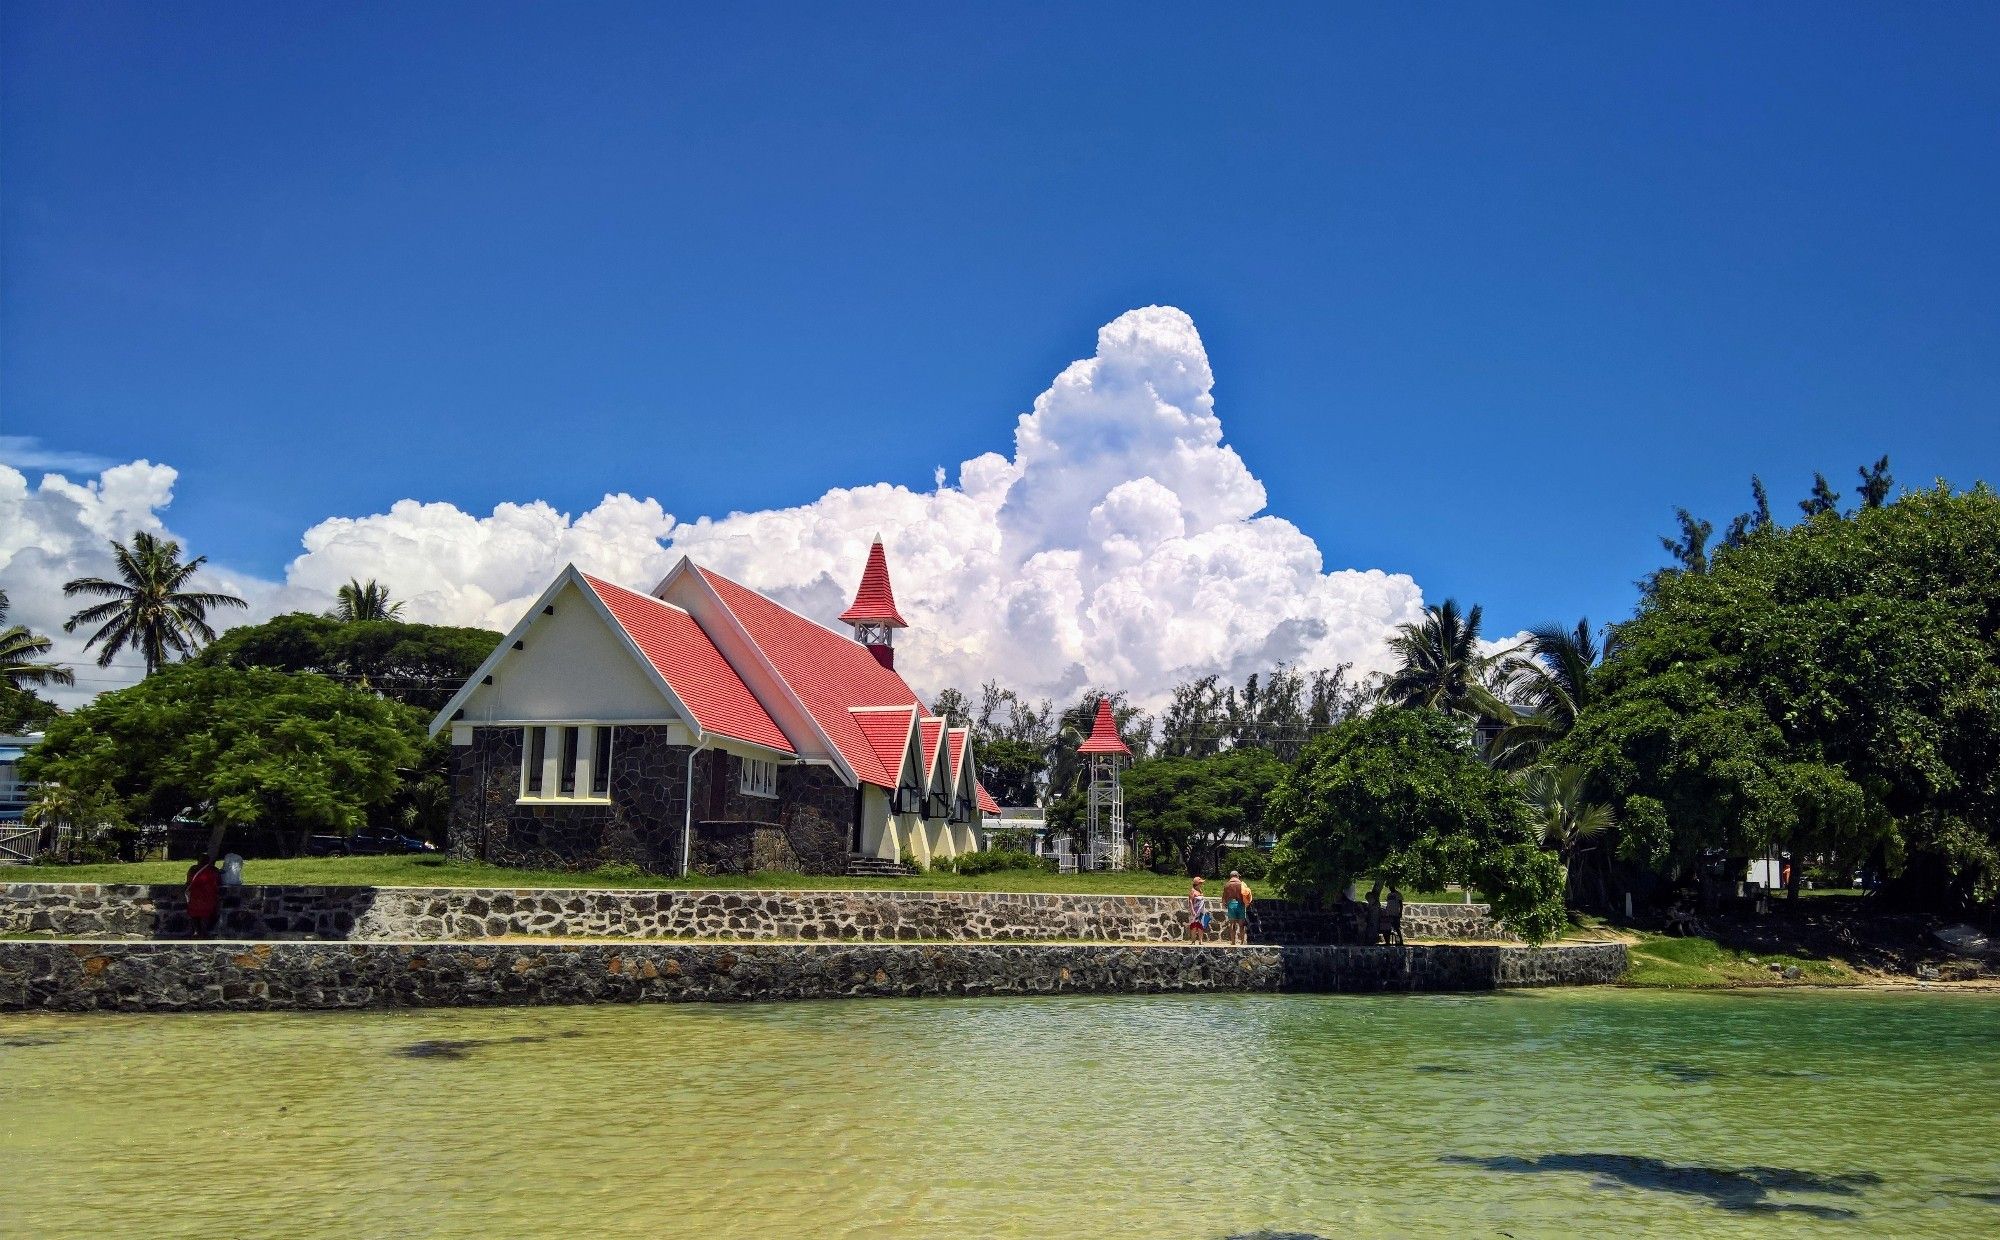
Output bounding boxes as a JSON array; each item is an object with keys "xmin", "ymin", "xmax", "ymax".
[{"xmin": 837, "ymin": 535, "xmax": 908, "ymax": 669}]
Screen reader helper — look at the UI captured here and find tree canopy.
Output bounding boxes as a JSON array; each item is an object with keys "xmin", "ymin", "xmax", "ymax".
[
  {"xmin": 195, "ymin": 612, "xmax": 500, "ymax": 710},
  {"xmin": 1557, "ymin": 482, "xmax": 2000, "ymax": 910},
  {"xmin": 1267, "ymin": 709, "xmax": 1567, "ymax": 942},
  {"xmin": 1123, "ymin": 747, "xmax": 1287, "ymax": 876},
  {"xmin": 21, "ymin": 664, "xmax": 424, "ymax": 854}
]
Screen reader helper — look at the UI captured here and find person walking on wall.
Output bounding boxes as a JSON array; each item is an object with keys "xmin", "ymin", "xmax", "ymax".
[
  {"xmin": 1186, "ymin": 875, "xmax": 1209, "ymax": 944},
  {"xmin": 1223, "ymin": 870, "xmax": 1254, "ymax": 945},
  {"xmin": 1366, "ymin": 884, "xmax": 1383, "ymax": 945},
  {"xmin": 185, "ymin": 855, "xmax": 223, "ymax": 939},
  {"xmin": 1384, "ymin": 885, "xmax": 1406, "ymax": 947}
]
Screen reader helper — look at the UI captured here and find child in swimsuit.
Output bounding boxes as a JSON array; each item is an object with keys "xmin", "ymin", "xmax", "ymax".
[{"xmin": 1186, "ymin": 876, "xmax": 1208, "ymax": 942}]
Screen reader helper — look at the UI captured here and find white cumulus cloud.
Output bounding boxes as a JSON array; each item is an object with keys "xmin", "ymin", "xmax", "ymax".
[{"xmin": 2, "ymin": 307, "xmax": 1432, "ymax": 711}]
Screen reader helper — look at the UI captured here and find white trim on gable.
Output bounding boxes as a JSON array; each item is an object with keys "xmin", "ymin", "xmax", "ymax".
[
  {"xmin": 429, "ymin": 565, "xmax": 704, "ymax": 740},
  {"xmin": 923, "ymin": 720, "xmax": 951, "ymax": 796},
  {"xmin": 850, "ymin": 704, "xmax": 921, "ymax": 791}
]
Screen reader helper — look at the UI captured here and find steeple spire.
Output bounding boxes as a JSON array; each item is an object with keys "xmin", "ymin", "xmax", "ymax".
[
  {"xmin": 839, "ymin": 535, "xmax": 907, "ymax": 668},
  {"xmin": 1076, "ymin": 697, "xmax": 1131, "ymax": 756}
]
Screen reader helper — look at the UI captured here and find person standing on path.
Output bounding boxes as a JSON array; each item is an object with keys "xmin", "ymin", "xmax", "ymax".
[
  {"xmin": 1223, "ymin": 871, "xmax": 1254, "ymax": 945},
  {"xmin": 1384, "ymin": 885, "xmax": 1405, "ymax": 946},
  {"xmin": 1186, "ymin": 875, "xmax": 1209, "ymax": 944},
  {"xmin": 185, "ymin": 855, "xmax": 222, "ymax": 939}
]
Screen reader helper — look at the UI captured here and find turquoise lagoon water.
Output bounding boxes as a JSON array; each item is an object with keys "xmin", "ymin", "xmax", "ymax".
[{"xmin": 4, "ymin": 988, "xmax": 1998, "ymax": 1238}]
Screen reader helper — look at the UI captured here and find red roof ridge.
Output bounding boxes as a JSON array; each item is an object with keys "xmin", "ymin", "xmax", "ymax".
[
  {"xmin": 579, "ymin": 572, "xmax": 794, "ymax": 755},
  {"xmin": 690, "ymin": 563, "xmax": 922, "ymax": 789}
]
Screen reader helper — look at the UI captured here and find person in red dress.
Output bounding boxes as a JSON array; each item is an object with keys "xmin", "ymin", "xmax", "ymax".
[{"xmin": 185, "ymin": 856, "xmax": 222, "ymax": 939}]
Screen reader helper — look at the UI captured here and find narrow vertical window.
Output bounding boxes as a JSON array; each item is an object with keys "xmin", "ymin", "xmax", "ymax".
[
  {"xmin": 592, "ymin": 727, "xmax": 613, "ymax": 797},
  {"xmin": 558, "ymin": 726, "xmax": 580, "ymax": 796},
  {"xmin": 524, "ymin": 726, "xmax": 547, "ymax": 795}
]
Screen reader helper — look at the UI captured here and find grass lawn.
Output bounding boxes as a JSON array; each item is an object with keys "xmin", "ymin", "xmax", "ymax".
[
  {"xmin": 12, "ymin": 854, "xmax": 1201, "ymax": 896},
  {"xmin": 1621, "ymin": 931, "xmax": 1860, "ymax": 989}
]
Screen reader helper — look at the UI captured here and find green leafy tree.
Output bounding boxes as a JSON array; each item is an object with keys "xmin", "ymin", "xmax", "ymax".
[
  {"xmin": 196, "ymin": 612, "xmax": 499, "ymax": 710},
  {"xmin": 1158, "ymin": 674, "xmax": 1227, "ymax": 758},
  {"xmin": 1124, "ymin": 747, "xmax": 1287, "ymax": 875},
  {"xmin": 1721, "ymin": 476, "xmax": 1774, "ymax": 550},
  {"xmin": 0, "ymin": 685, "xmax": 60, "ymax": 733},
  {"xmin": 1557, "ymin": 482, "xmax": 2000, "ymax": 911},
  {"xmin": 1855, "ymin": 455, "xmax": 1894, "ymax": 509},
  {"xmin": 1658, "ymin": 508, "xmax": 1713, "ymax": 575},
  {"xmin": 62, "ymin": 531, "xmax": 247, "ymax": 673},
  {"xmin": 1267, "ymin": 710, "xmax": 1567, "ymax": 942},
  {"xmin": 333, "ymin": 578, "xmax": 405, "ymax": 622},
  {"xmin": 929, "ymin": 686, "xmax": 973, "ymax": 727},
  {"xmin": 977, "ymin": 738, "xmax": 1048, "ymax": 807},
  {"xmin": 1799, "ymin": 472, "xmax": 1843, "ymax": 518},
  {"xmin": 21, "ymin": 664, "xmax": 423, "ymax": 860}
]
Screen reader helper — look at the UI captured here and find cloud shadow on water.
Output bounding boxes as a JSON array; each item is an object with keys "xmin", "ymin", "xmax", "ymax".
[
  {"xmin": 1441, "ymin": 1153, "xmax": 1881, "ymax": 1220},
  {"xmin": 394, "ymin": 1030, "xmax": 584, "ymax": 1061}
]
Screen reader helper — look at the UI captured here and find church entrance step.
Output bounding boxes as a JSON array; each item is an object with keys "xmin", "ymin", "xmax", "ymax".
[{"xmin": 844, "ymin": 855, "xmax": 915, "ymax": 878}]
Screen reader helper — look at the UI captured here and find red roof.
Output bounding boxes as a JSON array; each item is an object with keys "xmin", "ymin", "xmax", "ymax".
[
  {"xmin": 697, "ymin": 565, "xmax": 922, "ymax": 787},
  {"xmin": 836, "ymin": 540, "xmax": 908, "ymax": 628},
  {"xmin": 583, "ymin": 574, "xmax": 793, "ymax": 754},
  {"xmin": 919, "ymin": 717, "xmax": 946, "ymax": 785},
  {"xmin": 851, "ymin": 707, "xmax": 918, "ymax": 787},
  {"xmin": 1076, "ymin": 697, "xmax": 1131, "ymax": 756}
]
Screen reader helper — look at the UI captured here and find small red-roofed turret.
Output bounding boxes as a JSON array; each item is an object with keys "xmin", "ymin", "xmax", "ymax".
[
  {"xmin": 1076, "ymin": 696, "xmax": 1131, "ymax": 756},
  {"xmin": 839, "ymin": 536, "xmax": 907, "ymax": 668}
]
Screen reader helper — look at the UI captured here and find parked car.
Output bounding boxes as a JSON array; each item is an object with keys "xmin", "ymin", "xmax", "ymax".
[{"xmin": 305, "ymin": 829, "xmax": 436, "ymax": 856}]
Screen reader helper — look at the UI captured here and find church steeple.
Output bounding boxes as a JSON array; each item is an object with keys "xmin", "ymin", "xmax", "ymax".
[{"xmin": 838, "ymin": 536, "xmax": 907, "ymax": 669}]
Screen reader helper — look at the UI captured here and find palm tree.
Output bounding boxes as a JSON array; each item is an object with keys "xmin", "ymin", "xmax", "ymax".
[
  {"xmin": 333, "ymin": 578, "xmax": 404, "ymax": 622},
  {"xmin": 1521, "ymin": 763, "xmax": 1615, "ymax": 890},
  {"xmin": 1379, "ymin": 599, "xmax": 1501, "ymax": 716},
  {"xmin": 0, "ymin": 589, "xmax": 75, "ymax": 691},
  {"xmin": 62, "ymin": 532, "xmax": 248, "ymax": 674},
  {"xmin": 1487, "ymin": 618, "xmax": 1607, "ymax": 769}
]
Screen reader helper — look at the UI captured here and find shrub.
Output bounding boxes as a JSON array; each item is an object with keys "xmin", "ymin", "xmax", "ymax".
[
  {"xmin": 589, "ymin": 861, "xmax": 645, "ymax": 881},
  {"xmin": 1222, "ymin": 846, "xmax": 1269, "ymax": 881}
]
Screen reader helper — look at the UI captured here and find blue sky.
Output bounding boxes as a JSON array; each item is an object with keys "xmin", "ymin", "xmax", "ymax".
[{"xmin": 5, "ymin": 2, "xmax": 1998, "ymax": 674}]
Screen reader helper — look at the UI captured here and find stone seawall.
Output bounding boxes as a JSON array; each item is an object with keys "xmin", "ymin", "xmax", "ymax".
[
  {"xmin": 0, "ymin": 940, "xmax": 1628, "ymax": 1012},
  {"xmin": 0, "ymin": 883, "xmax": 1506, "ymax": 944}
]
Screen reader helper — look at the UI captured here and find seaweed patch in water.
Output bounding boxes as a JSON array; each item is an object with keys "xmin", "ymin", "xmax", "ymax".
[
  {"xmin": 1652, "ymin": 1062, "xmax": 1720, "ymax": 1083},
  {"xmin": 1440, "ymin": 1153, "xmax": 1880, "ymax": 1219},
  {"xmin": 1220, "ymin": 1233, "xmax": 1333, "ymax": 1239},
  {"xmin": 1415, "ymin": 1064, "xmax": 1473, "ymax": 1074},
  {"xmin": 395, "ymin": 1034, "xmax": 552, "ymax": 1060},
  {"xmin": 0, "ymin": 1035, "xmax": 67, "ymax": 1048},
  {"xmin": 1963, "ymin": 1191, "xmax": 2000, "ymax": 1206}
]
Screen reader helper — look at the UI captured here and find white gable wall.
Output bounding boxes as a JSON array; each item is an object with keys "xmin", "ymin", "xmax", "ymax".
[{"xmin": 455, "ymin": 581, "xmax": 684, "ymax": 724}]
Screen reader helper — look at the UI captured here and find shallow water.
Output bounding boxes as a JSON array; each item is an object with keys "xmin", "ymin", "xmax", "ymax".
[{"xmin": 4, "ymin": 989, "xmax": 1998, "ymax": 1238}]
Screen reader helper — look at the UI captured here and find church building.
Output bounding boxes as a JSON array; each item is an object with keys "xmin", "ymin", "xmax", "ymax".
[{"xmin": 430, "ymin": 541, "xmax": 998, "ymax": 875}]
